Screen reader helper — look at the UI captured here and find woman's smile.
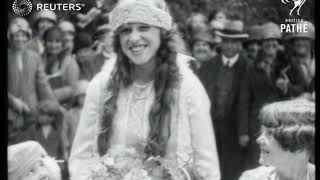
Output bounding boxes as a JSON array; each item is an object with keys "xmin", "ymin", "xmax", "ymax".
[
  {"xmin": 120, "ymin": 23, "xmax": 161, "ymax": 66},
  {"xmin": 130, "ymin": 44, "xmax": 148, "ymax": 55}
]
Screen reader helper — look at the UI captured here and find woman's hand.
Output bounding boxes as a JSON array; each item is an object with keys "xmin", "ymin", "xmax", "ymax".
[
  {"xmin": 276, "ymin": 78, "xmax": 289, "ymax": 94},
  {"xmin": 239, "ymin": 134, "xmax": 250, "ymax": 147},
  {"xmin": 12, "ymin": 97, "xmax": 30, "ymax": 114}
]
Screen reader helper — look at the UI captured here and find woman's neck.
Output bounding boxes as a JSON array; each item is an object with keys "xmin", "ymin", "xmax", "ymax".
[
  {"xmin": 276, "ymin": 157, "xmax": 309, "ymax": 180},
  {"xmin": 132, "ymin": 58, "xmax": 156, "ymax": 84}
]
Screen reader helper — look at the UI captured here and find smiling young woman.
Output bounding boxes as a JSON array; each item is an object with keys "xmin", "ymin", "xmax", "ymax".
[
  {"xmin": 69, "ymin": 0, "xmax": 220, "ymax": 180},
  {"xmin": 239, "ymin": 99, "xmax": 315, "ymax": 180}
]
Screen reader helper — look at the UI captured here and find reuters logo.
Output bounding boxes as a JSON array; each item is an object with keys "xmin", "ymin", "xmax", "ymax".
[{"xmin": 12, "ymin": 0, "xmax": 33, "ymax": 16}]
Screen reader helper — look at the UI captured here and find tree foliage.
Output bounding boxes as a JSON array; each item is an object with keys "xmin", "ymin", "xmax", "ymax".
[{"xmin": 167, "ymin": 0, "xmax": 314, "ymax": 25}]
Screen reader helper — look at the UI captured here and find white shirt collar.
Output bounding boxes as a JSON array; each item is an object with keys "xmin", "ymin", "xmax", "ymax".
[{"xmin": 222, "ymin": 54, "xmax": 239, "ymax": 67}]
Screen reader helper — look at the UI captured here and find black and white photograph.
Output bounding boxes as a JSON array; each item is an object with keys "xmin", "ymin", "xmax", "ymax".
[{"xmin": 6, "ymin": 0, "xmax": 315, "ymax": 179}]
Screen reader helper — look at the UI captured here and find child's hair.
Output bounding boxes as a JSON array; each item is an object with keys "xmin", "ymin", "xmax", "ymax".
[
  {"xmin": 259, "ymin": 99, "xmax": 315, "ymax": 155},
  {"xmin": 8, "ymin": 141, "xmax": 61, "ymax": 180}
]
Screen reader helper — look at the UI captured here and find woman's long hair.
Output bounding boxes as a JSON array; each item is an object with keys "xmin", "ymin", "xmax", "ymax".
[{"xmin": 97, "ymin": 29, "xmax": 181, "ymax": 157}]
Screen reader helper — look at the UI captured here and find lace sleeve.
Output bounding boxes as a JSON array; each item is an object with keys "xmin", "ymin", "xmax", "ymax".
[
  {"xmin": 239, "ymin": 166, "xmax": 275, "ymax": 180},
  {"xmin": 185, "ymin": 74, "xmax": 221, "ymax": 180},
  {"xmin": 68, "ymin": 74, "xmax": 103, "ymax": 180}
]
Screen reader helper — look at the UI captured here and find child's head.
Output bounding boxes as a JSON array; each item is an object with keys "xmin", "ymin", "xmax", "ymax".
[
  {"xmin": 8, "ymin": 141, "xmax": 61, "ymax": 180},
  {"xmin": 37, "ymin": 100, "xmax": 61, "ymax": 125}
]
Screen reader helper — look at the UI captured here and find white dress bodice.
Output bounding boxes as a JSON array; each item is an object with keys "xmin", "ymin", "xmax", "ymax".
[{"xmin": 110, "ymin": 81, "xmax": 154, "ymax": 148}]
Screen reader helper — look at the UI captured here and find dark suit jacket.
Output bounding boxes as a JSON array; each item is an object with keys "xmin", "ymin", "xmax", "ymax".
[
  {"xmin": 247, "ymin": 63, "xmax": 284, "ymax": 137},
  {"xmin": 199, "ymin": 54, "xmax": 249, "ymax": 137}
]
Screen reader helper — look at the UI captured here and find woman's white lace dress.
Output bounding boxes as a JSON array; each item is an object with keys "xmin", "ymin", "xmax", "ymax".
[{"xmin": 69, "ymin": 53, "xmax": 221, "ymax": 180}]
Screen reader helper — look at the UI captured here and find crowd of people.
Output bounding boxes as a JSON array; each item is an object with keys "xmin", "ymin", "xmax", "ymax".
[{"xmin": 7, "ymin": 0, "xmax": 315, "ymax": 180}]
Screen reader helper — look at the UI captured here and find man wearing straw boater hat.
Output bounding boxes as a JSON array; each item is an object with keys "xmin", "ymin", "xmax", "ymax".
[{"xmin": 199, "ymin": 19, "xmax": 250, "ymax": 180}]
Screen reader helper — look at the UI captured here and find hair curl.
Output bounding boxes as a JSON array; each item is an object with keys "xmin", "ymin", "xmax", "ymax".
[
  {"xmin": 97, "ymin": 28, "xmax": 181, "ymax": 157},
  {"xmin": 259, "ymin": 99, "xmax": 315, "ymax": 155}
]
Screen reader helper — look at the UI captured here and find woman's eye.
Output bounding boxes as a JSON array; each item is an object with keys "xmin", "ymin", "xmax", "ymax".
[
  {"xmin": 139, "ymin": 26, "xmax": 151, "ymax": 31},
  {"xmin": 119, "ymin": 28, "xmax": 131, "ymax": 35}
]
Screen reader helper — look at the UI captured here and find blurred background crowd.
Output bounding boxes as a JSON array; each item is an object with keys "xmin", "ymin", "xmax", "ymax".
[{"xmin": 7, "ymin": 0, "xmax": 315, "ymax": 180}]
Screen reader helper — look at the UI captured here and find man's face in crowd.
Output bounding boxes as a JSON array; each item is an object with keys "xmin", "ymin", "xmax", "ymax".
[
  {"xmin": 246, "ymin": 41, "xmax": 260, "ymax": 60},
  {"xmin": 292, "ymin": 38, "xmax": 312, "ymax": 57},
  {"xmin": 261, "ymin": 39, "xmax": 279, "ymax": 57},
  {"xmin": 192, "ymin": 40, "xmax": 212, "ymax": 62},
  {"xmin": 221, "ymin": 38, "xmax": 242, "ymax": 58}
]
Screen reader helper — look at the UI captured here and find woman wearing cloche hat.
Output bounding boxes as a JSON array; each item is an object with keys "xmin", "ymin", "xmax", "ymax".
[
  {"xmin": 69, "ymin": 0, "xmax": 220, "ymax": 180},
  {"xmin": 28, "ymin": 10, "xmax": 58, "ymax": 55},
  {"xmin": 8, "ymin": 17, "xmax": 57, "ymax": 145}
]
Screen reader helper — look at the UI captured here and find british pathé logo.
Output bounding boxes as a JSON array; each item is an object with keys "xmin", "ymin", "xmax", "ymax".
[
  {"xmin": 281, "ymin": 19, "xmax": 308, "ymax": 33},
  {"xmin": 281, "ymin": 0, "xmax": 307, "ymax": 16},
  {"xmin": 12, "ymin": 0, "xmax": 33, "ymax": 16}
]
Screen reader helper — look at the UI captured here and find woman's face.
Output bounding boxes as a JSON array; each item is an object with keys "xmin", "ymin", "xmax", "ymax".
[
  {"xmin": 192, "ymin": 40, "xmax": 212, "ymax": 62},
  {"xmin": 214, "ymin": 11, "xmax": 227, "ymax": 22},
  {"xmin": 62, "ymin": 32, "xmax": 74, "ymax": 53},
  {"xmin": 98, "ymin": 33, "xmax": 114, "ymax": 53},
  {"xmin": 38, "ymin": 19, "xmax": 55, "ymax": 36},
  {"xmin": 11, "ymin": 31, "xmax": 28, "ymax": 50},
  {"xmin": 45, "ymin": 37, "xmax": 63, "ymax": 55},
  {"xmin": 119, "ymin": 23, "xmax": 161, "ymax": 66},
  {"xmin": 256, "ymin": 126, "xmax": 291, "ymax": 167},
  {"xmin": 191, "ymin": 14, "xmax": 207, "ymax": 30},
  {"xmin": 21, "ymin": 158, "xmax": 60, "ymax": 180}
]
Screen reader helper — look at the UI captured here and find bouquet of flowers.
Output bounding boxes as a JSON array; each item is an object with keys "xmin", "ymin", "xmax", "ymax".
[{"xmin": 89, "ymin": 145, "xmax": 192, "ymax": 180}]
